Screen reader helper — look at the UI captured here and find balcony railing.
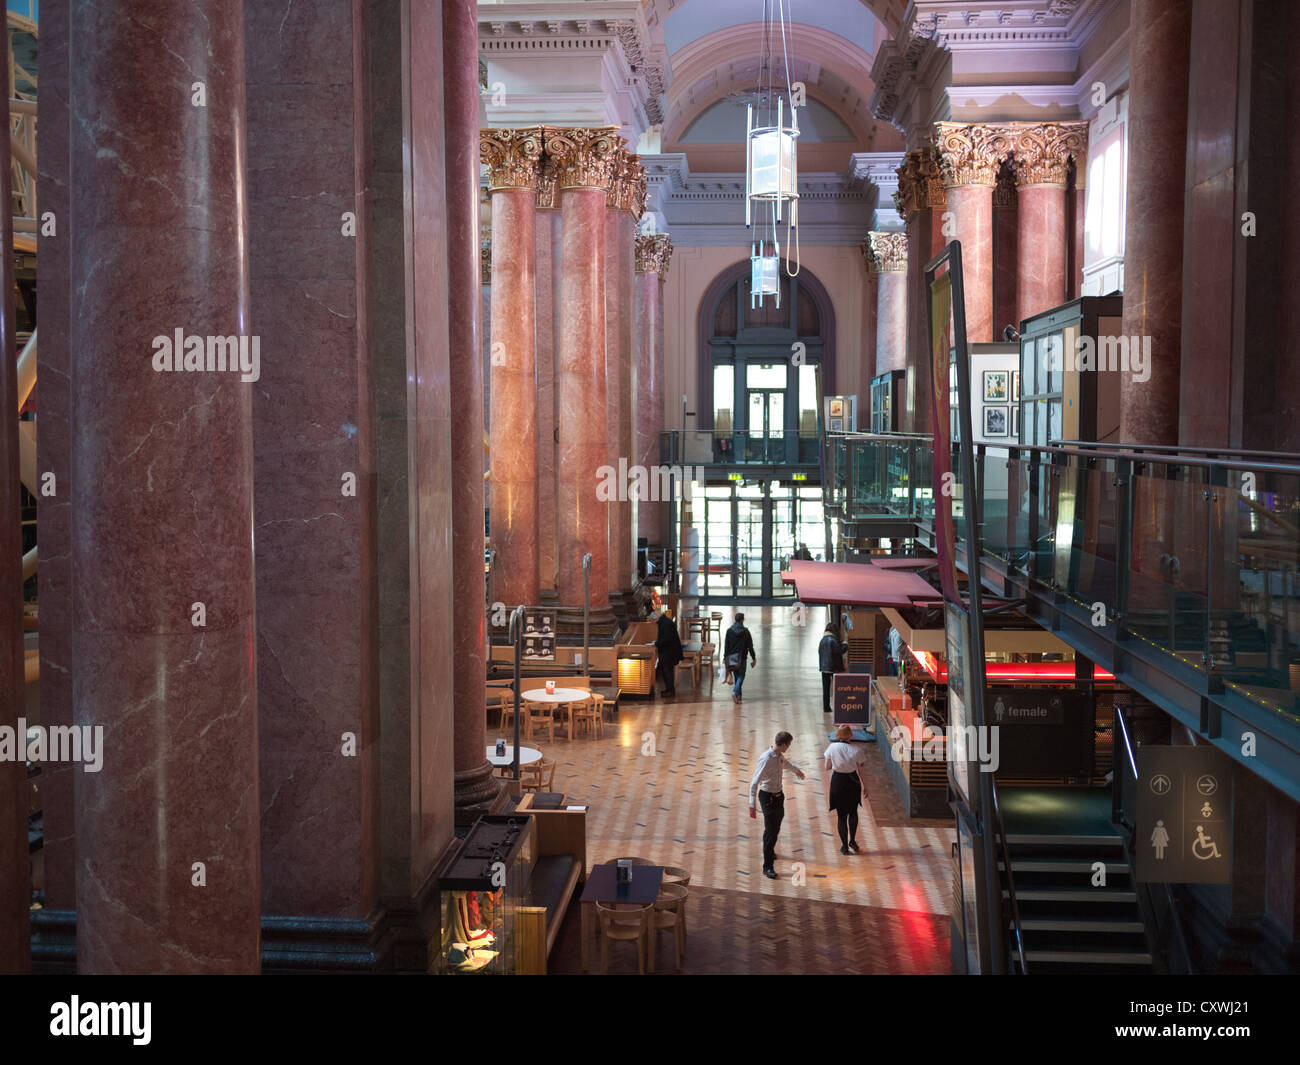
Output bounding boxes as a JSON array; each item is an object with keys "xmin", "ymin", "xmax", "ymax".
[
  {"xmin": 829, "ymin": 432, "xmax": 1300, "ymax": 728},
  {"xmin": 661, "ymin": 430, "xmax": 822, "ymax": 467}
]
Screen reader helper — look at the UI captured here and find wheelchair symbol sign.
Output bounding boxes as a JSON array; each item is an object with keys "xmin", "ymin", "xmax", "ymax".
[{"xmin": 1192, "ymin": 825, "xmax": 1221, "ymax": 861}]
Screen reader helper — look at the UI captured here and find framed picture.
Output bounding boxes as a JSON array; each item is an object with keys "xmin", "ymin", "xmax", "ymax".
[
  {"xmin": 829, "ymin": 418, "xmax": 843, "ymax": 432},
  {"xmin": 983, "ymin": 370, "xmax": 1009, "ymax": 402},
  {"xmin": 1012, "ymin": 371, "xmax": 1020, "ymax": 402},
  {"xmin": 1010, "ymin": 405, "xmax": 1019, "ymax": 438},
  {"xmin": 830, "ymin": 398, "xmax": 844, "ymax": 417},
  {"xmin": 984, "ymin": 405, "xmax": 1008, "ymax": 437}
]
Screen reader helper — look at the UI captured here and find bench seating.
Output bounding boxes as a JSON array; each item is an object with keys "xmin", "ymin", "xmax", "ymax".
[{"xmin": 515, "ymin": 798, "xmax": 588, "ymax": 974}]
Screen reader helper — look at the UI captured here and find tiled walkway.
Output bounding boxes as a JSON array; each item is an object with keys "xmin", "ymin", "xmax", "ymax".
[{"xmin": 521, "ymin": 605, "xmax": 955, "ymax": 974}]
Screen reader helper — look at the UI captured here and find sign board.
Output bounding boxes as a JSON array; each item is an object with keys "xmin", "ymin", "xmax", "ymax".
[
  {"xmin": 832, "ymin": 673, "xmax": 873, "ymax": 726},
  {"xmin": 985, "ymin": 688, "xmax": 1093, "ymax": 777},
  {"xmin": 521, "ymin": 611, "xmax": 555, "ymax": 661},
  {"xmin": 1135, "ymin": 745, "xmax": 1232, "ymax": 884},
  {"xmin": 944, "ymin": 601, "xmax": 974, "ymax": 807}
]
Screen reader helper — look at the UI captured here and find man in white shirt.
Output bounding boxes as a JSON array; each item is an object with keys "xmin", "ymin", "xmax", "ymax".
[{"xmin": 748, "ymin": 731, "xmax": 805, "ymax": 879}]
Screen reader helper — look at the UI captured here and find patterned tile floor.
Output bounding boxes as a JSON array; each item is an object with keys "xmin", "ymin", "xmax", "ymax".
[{"xmin": 511, "ymin": 605, "xmax": 957, "ymax": 975}]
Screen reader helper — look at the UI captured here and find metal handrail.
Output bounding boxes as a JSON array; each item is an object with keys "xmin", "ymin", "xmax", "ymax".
[
  {"xmin": 1055, "ymin": 438, "xmax": 1300, "ymax": 462},
  {"xmin": 990, "ymin": 779, "xmax": 1028, "ymax": 975}
]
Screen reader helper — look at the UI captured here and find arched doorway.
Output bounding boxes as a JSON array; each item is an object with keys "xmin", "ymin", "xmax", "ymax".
[{"xmin": 689, "ymin": 263, "xmax": 837, "ymax": 599}]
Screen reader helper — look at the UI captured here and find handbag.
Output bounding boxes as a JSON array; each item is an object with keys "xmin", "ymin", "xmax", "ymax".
[{"xmin": 726, "ymin": 652, "xmax": 741, "ymax": 668}]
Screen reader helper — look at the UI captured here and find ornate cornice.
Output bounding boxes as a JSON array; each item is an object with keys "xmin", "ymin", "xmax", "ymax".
[
  {"xmin": 634, "ymin": 233, "xmax": 673, "ymax": 279},
  {"xmin": 607, "ymin": 149, "xmax": 647, "ymax": 216},
  {"xmin": 934, "ymin": 122, "xmax": 1013, "ymax": 188},
  {"xmin": 543, "ymin": 125, "xmax": 624, "ymax": 191},
  {"xmin": 1003, "ymin": 121, "xmax": 1089, "ymax": 186},
  {"xmin": 863, "ymin": 231, "xmax": 909, "ymax": 275},
  {"xmin": 895, "ymin": 147, "xmax": 945, "ymax": 216},
  {"xmin": 480, "ymin": 127, "xmax": 544, "ymax": 191}
]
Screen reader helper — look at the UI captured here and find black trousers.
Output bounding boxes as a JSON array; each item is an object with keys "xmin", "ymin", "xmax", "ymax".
[
  {"xmin": 822, "ymin": 671, "xmax": 833, "ymax": 714},
  {"xmin": 656, "ymin": 658, "xmax": 676, "ymax": 694},
  {"xmin": 836, "ymin": 808, "xmax": 859, "ymax": 848},
  {"xmin": 758, "ymin": 790, "xmax": 784, "ymax": 870}
]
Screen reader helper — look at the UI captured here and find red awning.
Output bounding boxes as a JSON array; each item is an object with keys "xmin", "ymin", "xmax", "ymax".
[{"xmin": 780, "ymin": 559, "xmax": 943, "ymax": 608}]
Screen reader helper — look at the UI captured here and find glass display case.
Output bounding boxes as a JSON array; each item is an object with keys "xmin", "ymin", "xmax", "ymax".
[
  {"xmin": 435, "ymin": 814, "xmax": 534, "ymax": 974},
  {"xmin": 870, "ymin": 371, "xmax": 904, "ymax": 433}
]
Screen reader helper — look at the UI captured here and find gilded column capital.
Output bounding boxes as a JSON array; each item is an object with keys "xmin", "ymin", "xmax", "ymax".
[
  {"xmin": 607, "ymin": 149, "xmax": 647, "ymax": 216},
  {"xmin": 863, "ymin": 231, "xmax": 908, "ymax": 276},
  {"xmin": 993, "ymin": 161, "xmax": 1018, "ymax": 208},
  {"xmin": 895, "ymin": 146, "xmax": 945, "ymax": 216},
  {"xmin": 934, "ymin": 122, "xmax": 1011, "ymax": 188},
  {"xmin": 1004, "ymin": 121, "xmax": 1089, "ymax": 186},
  {"xmin": 535, "ymin": 156, "xmax": 559, "ymax": 209},
  {"xmin": 480, "ymin": 126, "xmax": 544, "ymax": 191},
  {"xmin": 543, "ymin": 125, "xmax": 625, "ymax": 191},
  {"xmin": 634, "ymin": 233, "xmax": 673, "ymax": 280}
]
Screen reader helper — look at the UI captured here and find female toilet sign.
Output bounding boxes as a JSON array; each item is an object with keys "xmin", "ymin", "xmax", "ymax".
[{"xmin": 1135, "ymin": 746, "xmax": 1231, "ymax": 884}]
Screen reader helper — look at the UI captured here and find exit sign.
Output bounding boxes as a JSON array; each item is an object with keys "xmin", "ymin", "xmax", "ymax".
[
  {"xmin": 792, "ymin": 473, "xmax": 807, "ymax": 481},
  {"xmin": 728, "ymin": 473, "xmax": 743, "ymax": 482}
]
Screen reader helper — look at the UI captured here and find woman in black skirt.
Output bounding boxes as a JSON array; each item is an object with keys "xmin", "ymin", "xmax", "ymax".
[{"xmin": 823, "ymin": 724, "xmax": 869, "ymax": 855}]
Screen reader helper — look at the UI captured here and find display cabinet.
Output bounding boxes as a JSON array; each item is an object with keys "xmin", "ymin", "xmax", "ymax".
[
  {"xmin": 869, "ymin": 371, "xmax": 904, "ymax": 433},
  {"xmin": 435, "ymin": 815, "xmax": 534, "ymax": 974},
  {"xmin": 1018, "ymin": 296, "xmax": 1124, "ymax": 447}
]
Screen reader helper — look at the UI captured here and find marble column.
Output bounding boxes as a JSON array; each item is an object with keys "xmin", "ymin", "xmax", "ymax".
[
  {"xmin": 634, "ymin": 234, "xmax": 672, "ymax": 547},
  {"xmin": 605, "ymin": 152, "xmax": 644, "ymax": 601},
  {"xmin": 859, "ymin": 245, "xmax": 879, "ymax": 411},
  {"xmin": 993, "ymin": 164, "xmax": 1019, "ymax": 335},
  {"xmin": 1008, "ymin": 123, "xmax": 1087, "ymax": 321},
  {"xmin": 1120, "ymin": 0, "xmax": 1191, "ymax": 445},
  {"xmin": 70, "ymin": 0, "xmax": 260, "ymax": 972},
  {"xmin": 445, "ymin": 0, "xmax": 495, "ymax": 811},
  {"xmin": 534, "ymin": 166, "xmax": 560, "ymax": 598},
  {"xmin": 867, "ymin": 232, "xmax": 909, "ymax": 376},
  {"xmin": 897, "ymin": 147, "xmax": 946, "ymax": 433},
  {"xmin": 481, "ymin": 128, "xmax": 543, "ymax": 609},
  {"xmin": 0, "ymin": 45, "xmax": 25, "ymax": 973},
  {"xmin": 935, "ymin": 123, "xmax": 1005, "ymax": 344},
  {"xmin": 547, "ymin": 126, "xmax": 622, "ymax": 609}
]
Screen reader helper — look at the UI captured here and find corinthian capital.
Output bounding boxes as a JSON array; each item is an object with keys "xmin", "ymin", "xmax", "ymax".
[
  {"xmin": 1004, "ymin": 122, "xmax": 1089, "ymax": 186},
  {"xmin": 634, "ymin": 234, "xmax": 673, "ymax": 279},
  {"xmin": 863, "ymin": 232, "xmax": 908, "ymax": 275},
  {"xmin": 934, "ymin": 122, "xmax": 1012, "ymax": 188},
  {"xmin": 480, "ymin": 127, "xmax": 544, "ymax": 191},
  {"xmin": 543, "ymin": 125, "xmax": 625, "ymax": 191},
  {"xmin": 895, "ymin": 146, "xmax": 945, "ymax": 216},
  {"xmin": 607, "ymin": 149, "xmax": 647, "ymax": 216}
]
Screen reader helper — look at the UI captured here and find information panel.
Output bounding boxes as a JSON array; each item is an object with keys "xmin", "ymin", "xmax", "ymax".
[
  {"xmin": 1135, "ymin": 745, "xmax": 1232, "ymax": 884},
  {"xmin": 521, "ymin": 611, "xmax": 555, "ymax": 661},
  {"xmin": 832, "ymin": 673, "xmax": 873, "ymax": 727}
]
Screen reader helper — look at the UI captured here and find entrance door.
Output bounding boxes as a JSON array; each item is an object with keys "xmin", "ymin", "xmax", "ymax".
[{"xmin": 746, "ymin": 389, "xmax": 785, "ymax": 463}]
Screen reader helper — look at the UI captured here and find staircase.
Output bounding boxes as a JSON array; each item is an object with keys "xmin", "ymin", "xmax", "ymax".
[{"xmin": 1000, "ymin": 831, "xmax": 1153, "ymax": 974}]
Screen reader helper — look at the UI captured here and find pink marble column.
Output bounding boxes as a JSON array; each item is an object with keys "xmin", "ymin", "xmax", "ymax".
[
  {"xmin": 634, "ymin": 234, "xmax": 671, "ymax": 547},
  {"xmin": 1016, "ymin": 184, "xmax": 1067, "ymax": 319},
  {"xmin": 993, "ymin": 166, "xmax": 1019, "ymax": 334},
  {"xmin": 898, "ymin": 147, "xmax": 946, "ymax": 433},
  {"xmin": 534, "ymin": 198, "xmax": 560, "ymax": 596},
  {"xmin": 1120, "ymin": 0, "xmax": 1191, "ymax": 445},
  {"xmin": 867, "ymin": 232, "xmax": 909, "ymax": 376},
  {"xmin": 0, "ymin": 44, "xmax": 25, "ymax": 973},
  {"xmin": 482, "ymin": 129, "xmax": 543, "ymax": 609},
  {"xmin": 444, "ymin": 0, "xmax": 494, "ymax": 810},
  {"xmin": 860, "ymin": 250, "xmax": 879, "ymax": 406},
  {"xmin": 548, "ymin": 127, "xmax": 622, "ymax": 609},
  {"xmin": 935, "ymin": 123, "xmax": 1004, "ymax": 344},
  {"xmin": 70, "ymin": 0, "xmax": 260, "ymax": 972}
]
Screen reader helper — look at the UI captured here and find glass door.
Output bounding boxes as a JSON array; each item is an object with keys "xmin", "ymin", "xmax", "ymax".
[
  {"xmin": 702, "ymin": 487, "xmax": 735, "ymax": 597},
  {"xmin": 770, "ymin": 484, "xmax": 795, "ymax": 597},
  {"xmin": 736, "ymin": 481, "xmax": 765, "ymax": 596},
  {"xmin": 747, "ymin": 390, "xmax": 785, "ymax": 462}
]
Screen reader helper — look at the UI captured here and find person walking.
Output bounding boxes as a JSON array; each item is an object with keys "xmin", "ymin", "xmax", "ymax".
[
  {"xmin": 824, "ymin": 724, "xmax": 869, "ymax": 854},
  {"xmin": 748, "ymin": 730, "xmax": 805, "ymax": 879},
  {"xmin": 818, "ymin": 621, "xmax": 849, "ymax": 715},
  {"xmin": 723, "ymin": 612, "xmax": 756, "ymax": 703},
  {"xmin": 653, "ymin": 608, "xmax": 683, "ymax": 697}
]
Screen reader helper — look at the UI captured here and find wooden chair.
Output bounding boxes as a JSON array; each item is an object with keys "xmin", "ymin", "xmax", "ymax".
[
  {"xmin": 572, "ymin": 693, "xmax": 604, "ymax": 738},
  {"xmin": 524, "ymin": 699, "xmax": 555, "ymax": 744},
  {"xmin": 487, "ymin": 689, "xmax": 512, "ymax": 728},
  {"xmin": 675, "ymin": 652, "xmax": 699, "ymax": 689},
  {"xmin": 662, "ymin": 865, "xmax": 691, "ymax": 886},
  {"xmin": 520, "ymin": 757, "xmax": 556, "ymax": 794},
  {"xmin": 698, "ymin": 644, "xmax": 715, "ymax": 686},
  {"xmin": 595, "ymin": 901, "xmax": 652, "ymax": 974},
  {"xmin": 710, "ymin": 612, "xmax": 723, "ymax": 644},
  {"xmin": 652, "ymin": 883, "xmax": 688, "ymax": 970}
]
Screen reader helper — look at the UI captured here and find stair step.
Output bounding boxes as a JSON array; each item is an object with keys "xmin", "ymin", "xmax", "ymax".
[
  {"xmin": 1005, "ymin": 834, "xmax": 1124, "ymax": 847},
  {"xmin": 1025, "ymin": 949, "xmax": 1152, "ymax": 965},
  {"xmin": 1020, "ymin": 918, "xmax": 1144, "ymax": 933},
  {"xmin": 1009, "ymin": 888, "xmax": 1136, "ymax": 902},
  {"xmin": 1003, "ymin": 858, "xmax": 1131, "ymax": 874}
]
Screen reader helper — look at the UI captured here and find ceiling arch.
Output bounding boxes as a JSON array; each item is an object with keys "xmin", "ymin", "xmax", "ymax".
[{"xmin": 646, "ymin": 0, "xmax": 908, "ymax": 40}]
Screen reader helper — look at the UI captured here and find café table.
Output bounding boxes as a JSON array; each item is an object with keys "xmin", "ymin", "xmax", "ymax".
[
  {"xmin": 579, "ymin": 863, "xmax": 665, "ymax": 972},
  {"xmin": 521, "ymin": 687, "xmax": 591, "ymax": 740},
  {"xmin": 484, "ymin": 744, "xmax": 542, "ymax": 769}
]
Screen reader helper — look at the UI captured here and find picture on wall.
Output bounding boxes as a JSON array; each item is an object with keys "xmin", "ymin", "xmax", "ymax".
[
  {"xmin": 1012, "ymin": 371, "xmax": 1020, "ymax": 402},
  {"xmin": 1010, "ymin": 405, "xmax": 1019, "ymax": 438},
  {"xmin": 984, "ymin": 405, "xmax": 1008, "ymax": 437},
  {"xmin": 830, "ymin": 398, "xmax": 844, "ymax": 417},
  {"xmin": 983, "ymin": 370, "xmax": 1009, "ymax": 402}
]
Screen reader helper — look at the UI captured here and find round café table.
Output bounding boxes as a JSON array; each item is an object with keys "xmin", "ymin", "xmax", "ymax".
[
  {"xmin": 485, "ymin": 744, "xmax": 542, "ymax": 769},
  {"xmin": 521, "ymin": 687, "xmax": 591, "ymax": 741}
]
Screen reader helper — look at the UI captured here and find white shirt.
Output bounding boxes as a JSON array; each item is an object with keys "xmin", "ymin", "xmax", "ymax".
[
  {"xmin": 823, "ymin": 741, "xmax": 867, "ymax": 774},
  {"xmin": 749, "ymin": 747, "xmax": 799, "ymax": 803}
]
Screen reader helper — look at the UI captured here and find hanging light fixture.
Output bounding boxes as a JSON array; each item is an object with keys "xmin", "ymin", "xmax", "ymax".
[{"xmin": 745, "ymin": 0, "xmax": 800, "ymax": 303}]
